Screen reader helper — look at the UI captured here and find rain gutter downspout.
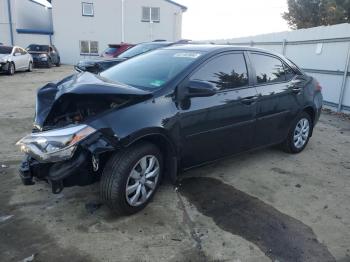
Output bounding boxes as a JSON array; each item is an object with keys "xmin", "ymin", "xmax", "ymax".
[
  {"xmin": 338, "ymin": 42, "xmax": 350, "ymax": 112},
  {"xmin": 7, "ymin": 0, "xmax": 14, "ymax": 45},
  {"xmin": 121, "ymin": 0, "xmax": 125, "ymax": 42}
]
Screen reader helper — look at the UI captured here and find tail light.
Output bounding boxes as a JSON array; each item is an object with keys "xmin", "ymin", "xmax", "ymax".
[{"xmin": 315, "ymin": 81, "xmax": 322, "ymax": 92}]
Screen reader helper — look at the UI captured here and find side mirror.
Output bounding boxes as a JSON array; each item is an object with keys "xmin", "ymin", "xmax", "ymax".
[
  {"xmin": 185, "ymin": 80, "xmax": 217, "ymax": 98},
  {"xmin": 14, "ymin": 53, "xmax": 21, "ymax": 56}
]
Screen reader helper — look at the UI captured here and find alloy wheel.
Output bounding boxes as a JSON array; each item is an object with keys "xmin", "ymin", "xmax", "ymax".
[
  {"xmin": 126, "ymin": 155, "xmax": 160, "ymax": 207},
  {"xmin": 293, "ymin": 118, "xmax": 310, "ymax": 149}
]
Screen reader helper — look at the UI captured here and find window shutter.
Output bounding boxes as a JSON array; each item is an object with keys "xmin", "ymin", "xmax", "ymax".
[
  {"xmin": 80, "ymin": 41, "xmax": 89, "ymax": 54},
  {"xmin": 90, "ymin": 41, "xmax": 99, "ymax": 54},
  {"xmin": 142, "ymin": 7, "xmax": 150, "ymax": 21},
  {"xmin": 151, "ymin": 7, "xmax": 160, "ymax": 22}
]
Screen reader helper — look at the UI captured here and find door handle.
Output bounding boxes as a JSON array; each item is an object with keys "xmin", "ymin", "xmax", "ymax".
[{"xmin": 240, "ymin": 95, "xmax": 259, "ymax": 105}]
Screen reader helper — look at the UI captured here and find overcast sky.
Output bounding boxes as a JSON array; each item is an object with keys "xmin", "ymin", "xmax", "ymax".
[{"xmin": 176, "ymin": 0, "xmax": 290, "ymax": 40}]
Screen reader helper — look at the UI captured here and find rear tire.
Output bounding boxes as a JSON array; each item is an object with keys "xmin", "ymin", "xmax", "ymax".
[
  {"xmin": 7, "ymin": 62, "xmax": 15, "ymax": 75},
  {"xmin": 100, "ymin": 142, "xmax": 163, "ymax": 215},
  {"xmin": 281, "ymin": 112, "xmax": 312, "ymax": 154}
]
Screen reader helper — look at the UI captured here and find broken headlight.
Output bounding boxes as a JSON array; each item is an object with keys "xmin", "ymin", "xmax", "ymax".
[{"xmin": 16, "ymin": 124, "xmax": 96, "ymax": 163}]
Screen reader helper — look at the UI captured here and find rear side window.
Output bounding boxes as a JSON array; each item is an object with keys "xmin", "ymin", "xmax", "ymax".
[
  {"xmin": 190, "ymin": 53, "xmax": 249, "ymax": 91},
  {"xmin": 251, "ymin": 54, "xmax": 286, "ymax": 84}
]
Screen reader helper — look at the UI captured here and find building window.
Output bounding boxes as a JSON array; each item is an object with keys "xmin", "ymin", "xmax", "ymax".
[
  {"xmin": 80, "ymin": 40, "xmax": 99, "ymax": 55},
  {"xmin": 82, "ymin": 2, "xmax": 94, "ymax": 16},
  {"xmin": 142, "ymin": 7, "xmax": 160, "ymax": 23}
]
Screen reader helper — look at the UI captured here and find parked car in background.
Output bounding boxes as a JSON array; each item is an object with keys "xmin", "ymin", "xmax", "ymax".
[
  {"xmin": 26, "ymin": 44, "xmax": 61, "ymax": 68},
  {"xmin": 75, "ymin": 41, "xmax": 175, "ymax": 74},
  {"xmin": 0, "ymin": 45, "xmax": 33, "ymax": 75},
  {"xmin": 17, "ymin": 45, "xmax": 323, "ymax": 215},
  {"xmin": 101, "ymin": 43, "xmax": 134, "ymax": 58}
]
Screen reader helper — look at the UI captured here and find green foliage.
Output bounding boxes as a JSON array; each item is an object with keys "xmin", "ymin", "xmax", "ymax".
[{"xmin": 283, "ymin": 0, "xmax": 350, "ymax": 29}]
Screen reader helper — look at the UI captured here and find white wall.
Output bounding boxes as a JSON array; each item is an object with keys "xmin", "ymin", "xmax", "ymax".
[
  {"xmin": 52, "ymin": 0, "xmax": 184, "ymax": 65},
  {"xmin": 209, "ymin": 23, "xmax": 350, "ymax": 112},
  {"xmin": 0, "ymin": 0, "xmax": 51, "ymax": 48},
  {"xmin": 0, "ymin": 0, "xmax": 12, "ymax": 45},
  {"xmin": 124, "ymin": 0, "xmax": 183, "ymax": 43}
]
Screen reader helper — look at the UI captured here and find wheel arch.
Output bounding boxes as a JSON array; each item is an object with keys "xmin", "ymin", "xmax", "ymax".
[
  {"xmin": 303, "ymin": 106, "xmax": 316, "ymax": 136},
  {"xmin": 124, "ymin": 131, "xmax": 179, "ymax": 183}
]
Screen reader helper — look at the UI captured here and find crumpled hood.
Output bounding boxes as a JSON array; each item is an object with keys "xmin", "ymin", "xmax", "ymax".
[{"xmin": 34, "ymin": 72, "xmax": 151, "ymax": 129}]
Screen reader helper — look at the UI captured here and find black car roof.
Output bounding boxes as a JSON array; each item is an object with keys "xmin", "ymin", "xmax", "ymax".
[{"xmin": 163, "ymin": 44, "xmax": 284, "ymax": 57}]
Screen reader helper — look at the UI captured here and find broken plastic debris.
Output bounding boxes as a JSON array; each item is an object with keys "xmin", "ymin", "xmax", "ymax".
[
  {"xmin": 23, "ymin": 254, "xmax": 36, "ymax": 262},
  {"xmin": 0, "ymin": 215, "xmax": 13, "ymax": 223}
]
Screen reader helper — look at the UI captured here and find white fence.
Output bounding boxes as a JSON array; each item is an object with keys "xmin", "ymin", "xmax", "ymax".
[{"xmin": 209, "ymin": 23, "xmax": 350, "ymax": 112}]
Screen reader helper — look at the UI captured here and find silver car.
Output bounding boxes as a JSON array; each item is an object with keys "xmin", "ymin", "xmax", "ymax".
[{"xmin": 0, "ymin": 45, "xmax": 33, "ymax": 75}]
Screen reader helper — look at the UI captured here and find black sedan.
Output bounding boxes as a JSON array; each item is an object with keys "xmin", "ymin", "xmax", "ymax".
[
  {"xmin": 27, "ymin": 44, "xmax": 61, "ymax": 68},
  {"xmin": 75, "ymin": 41, "xmax": 174, "ymax": 74},
  {"xmin": 17, "ymin": 45, "xmax": 323, "ymax": 215}
]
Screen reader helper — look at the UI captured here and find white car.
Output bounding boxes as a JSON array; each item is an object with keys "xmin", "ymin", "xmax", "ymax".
[{"xmin": 0, "ymin": 45, "xmax": 33, "ymax": 75}]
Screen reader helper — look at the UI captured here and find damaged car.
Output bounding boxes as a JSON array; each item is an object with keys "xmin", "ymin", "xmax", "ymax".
[{"xmin": 17, "ymin": 45, "xmax": 323, "ymax": 215}]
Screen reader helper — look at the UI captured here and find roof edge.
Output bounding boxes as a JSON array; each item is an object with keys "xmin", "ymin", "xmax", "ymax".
[{"xmin": 163, "ymin": 0, "xmax": 187, "ymax": 12}]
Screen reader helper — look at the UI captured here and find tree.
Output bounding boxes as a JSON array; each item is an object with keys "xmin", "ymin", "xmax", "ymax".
[{"xmin": 283, "ymin": 0, "xmax": 350, "ymax": 29}]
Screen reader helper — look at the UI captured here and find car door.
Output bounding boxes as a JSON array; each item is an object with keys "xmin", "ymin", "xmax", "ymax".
[
  {"xmin": 178, "ymin": 52, "xmax": 258, "ymax": 168},
  {"xmin": 20, "ymin": 48, "xmax": 30, "ymax": 69},
  {"xmin": 248, "ymin": 52, "xmax": 302, "ymax": 147},
  {"xmin": 11, "ymin": 48, "xmax": 24, "ymax": 70}
]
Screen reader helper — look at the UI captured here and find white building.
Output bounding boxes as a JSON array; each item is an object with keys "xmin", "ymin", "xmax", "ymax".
[
  {"xmin": 0, "ymin": 0, "xmax": 187, "ymax": 64},
  {"xmin": 0, "ymin": 0, "xmax": 53, "ymax": 47}
]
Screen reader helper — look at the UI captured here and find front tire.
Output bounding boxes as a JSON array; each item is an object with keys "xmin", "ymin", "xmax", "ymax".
[
  {"xmin": 47, "ymin": 58, "xmax": 52, "ymax": 68},
  {"xmin": 100, "ymin": 142, "xmax": 163, "ymax": 215},
  {"xmin": 27, "ymin": 62, "xmax": 33, "ymax": 72},
  {"xmin": 282, "ymin": 112, "xmax": 312, "ymax": 153},
  {"xmin": 7, "ymin": 62, "xmax": 15, "ymax": 75},
  {"xmin": 55, "ymin": 58, "xmax": 61, "ymax": 67}
]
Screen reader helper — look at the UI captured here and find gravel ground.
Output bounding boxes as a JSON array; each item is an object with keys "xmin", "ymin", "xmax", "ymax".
[{"xmin": 0, "ymin": 66, "xmax": 349, "ymax": 262}]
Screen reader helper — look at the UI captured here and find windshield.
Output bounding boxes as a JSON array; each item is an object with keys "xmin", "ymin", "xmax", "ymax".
[
  {"xmin": 101, "ymin": 49, "xmax": 203, "ymax": 90},
  {"xmin": 0, "ymin": 46, "xmax": 13, "ymax": 54},
  {"xmin": 118, "ymin": 43, "xmax": 168, "ymax": 59},
  {"xmin": 26, "ymin": 45, "xmax": 49, "ymax": 52}
]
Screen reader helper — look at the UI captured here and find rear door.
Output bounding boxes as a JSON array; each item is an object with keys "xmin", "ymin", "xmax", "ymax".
[
  {"xmin": 179, "ymin": 52, "xmax": 258, "ymax": 168},
  {"xmin": 19, "ymin": 48, "xmax": 30, "ymax": 69},
  {"xmin": 248, "ymin": 52, "xmax": 301, "ymax": 147}
]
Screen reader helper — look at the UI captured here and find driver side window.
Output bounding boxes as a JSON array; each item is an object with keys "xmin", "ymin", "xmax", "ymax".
[{"xmin": 190, "ymin": 53, "xmax": 249, "ymax": 91}]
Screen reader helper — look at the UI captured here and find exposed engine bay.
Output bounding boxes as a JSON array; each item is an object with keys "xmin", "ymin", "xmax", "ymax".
[{"xmin": 39, "ymin": 94, "xmax": 132, "ymax": 130}]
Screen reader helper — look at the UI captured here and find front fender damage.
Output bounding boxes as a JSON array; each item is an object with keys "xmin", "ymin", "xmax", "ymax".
[{"xmin": 19, "ymin": 128, "xmax": 118, "ymax": 194}]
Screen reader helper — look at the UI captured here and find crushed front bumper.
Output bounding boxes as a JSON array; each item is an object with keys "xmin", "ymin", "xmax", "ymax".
[
  {"xmin": 18, "ymin": 130, "xmax": 117, "ymax": 194},
  {"xmin": 19, "ymin": 150, "xmax": 96, "ymax": 193}
]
